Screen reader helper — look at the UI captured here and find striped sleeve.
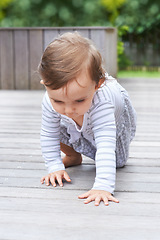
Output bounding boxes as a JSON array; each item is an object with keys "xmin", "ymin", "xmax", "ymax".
[
  {"xmin": 90, "ymin": 100, "xmax": 116, "ymax": 194},
  {"xmin": 40, "ymin": 93, "xmax": 65, "ymax": 173}
]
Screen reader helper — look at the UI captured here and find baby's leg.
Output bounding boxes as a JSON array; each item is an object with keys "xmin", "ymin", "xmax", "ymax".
[
  {"xmin": 116, "ymin": 136, "xmax": 129, "ymax": 168},
  {"xmin": 60, "ymin": 142, "xmax": 82, "ymax": 168}
]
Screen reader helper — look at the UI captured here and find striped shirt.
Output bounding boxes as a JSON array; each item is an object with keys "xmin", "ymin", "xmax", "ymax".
[{"xmin": 41, "ymin": 76, "xmax": 125, "ymax": 193}]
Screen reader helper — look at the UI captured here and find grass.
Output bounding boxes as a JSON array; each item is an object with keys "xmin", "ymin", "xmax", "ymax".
[{"xmin": 117, "ymin": 70, "xmax": 160, "ymax": 78}]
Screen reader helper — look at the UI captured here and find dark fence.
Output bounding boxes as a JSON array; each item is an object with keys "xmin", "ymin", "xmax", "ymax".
[
  {"xmin": 0, "ymin": 27, "xmax": 117, "ymax": 90},
  {"xmin": 123, "ymin": 32, "xmax": 160, "ymax": 67}
]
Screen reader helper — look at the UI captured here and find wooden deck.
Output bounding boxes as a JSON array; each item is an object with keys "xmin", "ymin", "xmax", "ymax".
[{"xmin": 0, "ymin": 77, "xmax": 160, "ymax": 239}]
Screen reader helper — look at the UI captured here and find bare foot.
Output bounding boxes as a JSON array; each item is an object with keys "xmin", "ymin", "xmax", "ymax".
[{"xmin": 62, "ymin": 154, "xmax": 82, "ymax": 168}]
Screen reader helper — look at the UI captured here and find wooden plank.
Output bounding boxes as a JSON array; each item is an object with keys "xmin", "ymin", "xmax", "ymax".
[
  {"xmin": 0, "ymin": 155, "xmax": 43, "ymax": 162},
  {"xmin": 0, "ymin": 142, "xmax": 40, "ymax": 148},
  {"xmin": 43, "ymin": 29, "xmax": 59, "ymax": 50},
  {"xmin": 0, "ymin": 156, "xmax": 160, "ymax": 167},
  {"xmin": 0, "ymin": 110, "xmax": 41, "ymax": 117},
  {"xmin": 14, "ymin": 30, "xmax": 29, "ymax": 89},
  {"xmin": 0, "ymin": 162, "xmax": 160, "ymax": 174},
  {"xmin": 0, "ymin": 130, "xmax": 37, "ymax": 135},
  {"xmin": 1, "ymin": 146, "xmax": 160, "ymax": 159},
  {"xmin": 119, "ymin": 77, "xmax": 160, "ymax": 84},
  {"xmin": 90, "ymin": 29, "xmax": 108, "ymax": 62},
  {"xmin": 129, "ymin": 152, "xmax": 160, "ymax": 159},
  {"xmin": 0, "ymin": 161, "xmax": 45, "ymax": 170},
  {"xmin": 90, "ymin": 28, "xmax": 117, "ymax": 77},
  {"xmin": 104, "ymin": 28, "xmax": 117, "ymax": 77},
  {"xmin": 0, "ymin": 27, "xmax": 116, "ymax": 30},
  {"xmin": 0, "ymin": 211, "xmax": 160, "ymax": 240},
  {"xmin": 0, "ymin": 90, "xmax": 44, "ymax": 103},
  {"xmin": 0, "ymin": 133, "xmax": 40, "ymax": 139},
  {"xmin": 59, "ymin": 28, "xmax": 74, "ymax": 35},
  {"xmin": 0, "ymin": 30, "xmax": 14, "ymax": 89},
  {"xmin": 0, "ymin": 124, "xmax": 41, "ymax": 130},
  {"xmin": 59, "ymin": 28, "xmax": 90, "ymax": 38},
  {"xmin": 0, "ymin": 148, "xmax": 41, "ymax": 155},
  {"xmin": 130, "ymin": 145, "xmax": 160, "ymax": 153},
  {"xmin": 131, "ymin": 141, "xmax": 160, "ymax": 147},
  {"xmin": 0, "ymin": 138, "xmax": 39, "ymax": 143},
  {"xmin": 29, "ymin": 30, "xmax": 43, "ymax": 90},
  {"xmin": 0, "ymin": 108, "xmax": 41, "ymax": 113},
  {"xmin": 127, "ymin": 158, "xmax": 160, "ymax": 166},
  {"xmin": 0, "ymin": 131, "xmax": 40, "ymax": 137},
  {"xmin": 1, "ymin": 187, "xmax": 160, "ymax": 204},
  {"xmin": 90, "ymin": 29, "xmax": 111, "ymax": 72},
  {"xmin": 4, "ymin": 139, "xmax": 160, "ymax": 156},
  {"xmin": 1, "ymin": 156, "xmax": 152, "ymax": 172},
  {"xmin": 75, "ymin": 29, "xmax": 89, "ymax": 38},
  {"xmin": 0, "ymin": 118, "xmax": 41, "ymax": 123},
  {"xmin": 0, "ymin": 154, "xmax": 159, "ymax": 166},
  {"xmin": 1, "ymin": 175, "xmax": 160, "ymax": 193},
  {"xmin": 1, "ymin": 196, "xmax": 160, "ymax": 218},
  {"xmin": 1, "ymin": 166, "xmax": 160, "ymax": 183}
]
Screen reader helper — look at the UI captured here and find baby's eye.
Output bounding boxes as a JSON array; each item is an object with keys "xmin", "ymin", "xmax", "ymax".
[
  {"xmin": 53, "ymin": 100, "xmax": 63, "ymax": 103},
  {"xmin": 76, "ymin": 99, "xmax": 85, "ymax": 103}
]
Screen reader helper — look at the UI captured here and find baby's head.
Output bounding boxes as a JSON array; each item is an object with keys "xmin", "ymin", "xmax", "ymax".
[{"xmin": 38, "ymin": 31, "xmax": 105, "ymax": 89}]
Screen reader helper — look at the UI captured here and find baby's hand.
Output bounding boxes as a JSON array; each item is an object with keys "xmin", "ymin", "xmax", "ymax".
[
  {"xmin": 78, "ymin": 189, "xmax": 119, "ymax": 206},
  {"xmin": 41, "ymin": 170, "xmax": 71, "ymax": 187}
]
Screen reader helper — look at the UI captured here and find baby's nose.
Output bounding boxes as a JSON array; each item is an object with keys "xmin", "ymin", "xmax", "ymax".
[{"xmin": 65, "ymin": 105, "xmax": 74, "ymax": 115}]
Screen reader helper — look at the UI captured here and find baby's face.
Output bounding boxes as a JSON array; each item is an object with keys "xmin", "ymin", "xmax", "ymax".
[{"xmin": 46, "ymin": 69, "xmax": 98, "ymax": 122}]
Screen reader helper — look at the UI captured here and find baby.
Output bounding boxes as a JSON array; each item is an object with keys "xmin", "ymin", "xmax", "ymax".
[{"xmin": 39, "ymin": 32, "xmax": 136, "ymax": 206}]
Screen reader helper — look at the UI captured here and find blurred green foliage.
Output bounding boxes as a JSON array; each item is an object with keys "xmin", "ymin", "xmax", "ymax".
[
  {"xmin": 116, "ymin": 0, "xmax": 160, "ymax": 34},
  {"xmin": 0, "ymin": 0, "xmax": 13, "ymax": 21},
  {"xmin": 117, "ymin": 25, "xmax": 133, "ymax": 70},
  {"xmin": 0, "ymin": 0, "xmax": 110, "ymax": 27},
  {"xmin": 100, "ymin": 0, "xmax": 126, "ymax": 24},
  {"xmin": 0, "ymin": 0, "xmax": 160, "ymax": 69},
  {"xmin": 1, "ymin": 0, "xmax": 160, "ymax": 33}
]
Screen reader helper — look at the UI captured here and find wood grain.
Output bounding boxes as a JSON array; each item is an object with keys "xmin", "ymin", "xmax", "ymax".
[{"xmin": 0, "ymin": 78, "xmax": 160, "ymax": 239}]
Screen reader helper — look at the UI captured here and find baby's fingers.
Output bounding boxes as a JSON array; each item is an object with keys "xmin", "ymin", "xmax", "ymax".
[
  {"xmin": 50, "ymin": 175, "xmax": 56, "ymax": 187},
  {"xmin": 78, "ymin": 191, "xmax": 90, "ymax": 199},
  {"xmin": 108, "ymin": 195, "xmax": 119, "ymax": 203},
  {"xmin": 94, "ymin": 196, "xmax": 102, "ymax": 206},
  {"xmin": 41, "ymin": 175, "xmax": 50, "ymax": 186},
  {"xmin": 63, "ymin": 172, "xmax": 71, "ymax": 183},
  {"xmin": 44, "ymin": 175, "xmax": 50, "ymax": 186},
  {"xmin": 102, "ymin": 196, "xmax": 109, "ymax": 206},
  {"xmin": 56, "ymin": 175, "xmax": 63, "ymax": 187},
  {"xmin": 84, "ymin": 195, "xmax": 95, "ymax": 204},
  {"xmin": 40, "ymin": 176, "xmax": 45, "ymax": 184}
]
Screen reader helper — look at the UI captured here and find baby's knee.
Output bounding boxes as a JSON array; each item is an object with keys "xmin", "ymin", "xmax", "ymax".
[
  {"xmin": 116, "ymin": 149, "xmax": 128, "ymax": 168},
  {"xmin": 116, "ymin": 156, "xmax": 127, "ymax": 168},
  {"xmin": 116, "ymin": 161, "xmax": 126, "ymax": 168}
]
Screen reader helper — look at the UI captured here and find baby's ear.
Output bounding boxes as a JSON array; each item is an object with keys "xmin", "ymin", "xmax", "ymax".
[
  {"xmin": 40, "ymin": 80, "xmax": 44, "ymax": 85},
  {"xmin": 95, "ymin": 78, "xmax": 105, "ymax": 90}
]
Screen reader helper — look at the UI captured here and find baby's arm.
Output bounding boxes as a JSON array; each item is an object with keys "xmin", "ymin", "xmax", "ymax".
[
  {"xmin": 92, "ymin": 101, "xmax": 116, "ymax": 191},
  {"xmin": 41, "ymin": 93, "xmax": 66, "ymax": 179},
  {"xmin": 79, "ymin": 101, "xmax": 118, "ymax": 205},
  {"xmin": 41, "ymin": 170, "xmax": 71, "ymax": 187}
]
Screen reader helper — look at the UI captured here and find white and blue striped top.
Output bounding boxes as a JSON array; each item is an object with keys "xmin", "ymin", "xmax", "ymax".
[{"xmin": 41, "ymin": 75, "xmax": 126, "ymax": 193}]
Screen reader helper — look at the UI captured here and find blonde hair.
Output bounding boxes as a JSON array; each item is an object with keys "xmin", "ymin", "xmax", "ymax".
[{"xmin": 38, "ymin": 31, "xmax": 105, "ymax": 89}]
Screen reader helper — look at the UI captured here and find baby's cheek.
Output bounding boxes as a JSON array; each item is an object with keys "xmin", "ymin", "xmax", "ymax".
[
  {"xmin": 80, "ymin": 103, "xmax": 91, "ymax": 113},
  {"xmin": 52, "ymin": 105, "xmax": 63, "ymax": 114},
  {"xmin": 85, "ymin": 101, "xmax": 92, "ymax": 111}
]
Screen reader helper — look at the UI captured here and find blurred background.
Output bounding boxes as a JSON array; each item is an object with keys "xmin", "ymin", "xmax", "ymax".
[{"xmin": 0, "ymin": 0, "xmax": 160, "ymax": 78}]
